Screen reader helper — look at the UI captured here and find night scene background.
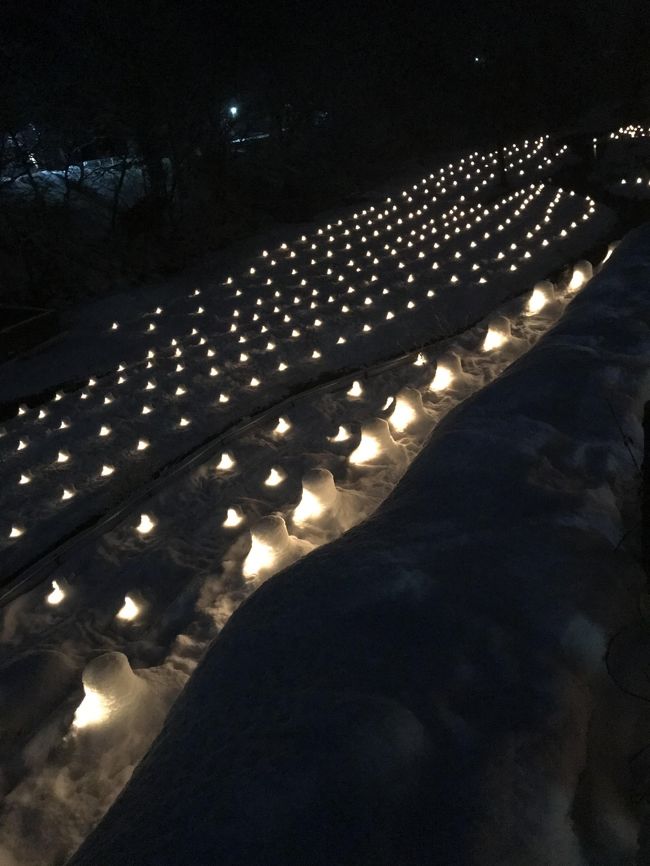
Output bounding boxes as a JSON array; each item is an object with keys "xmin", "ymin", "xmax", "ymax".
[{"xmin": 2, "ymin": 2, "xmax": 650, "ymax": 865}]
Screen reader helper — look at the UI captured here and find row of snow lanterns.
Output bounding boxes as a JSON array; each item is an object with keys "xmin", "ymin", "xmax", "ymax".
[
  {"xmin": 3, "ymin": 141, "xmax": 590, "ymax": 530},
  {"xmin": 102, "ymin": 136, "xmax": 564, "ymax": 336},
  {"xmin": 4, "ymin": 194, "xmax": 597, "ymax": 536},
  {"xmin": 39, "ymin": 259, "xmax": 594, "ymax": 595}
]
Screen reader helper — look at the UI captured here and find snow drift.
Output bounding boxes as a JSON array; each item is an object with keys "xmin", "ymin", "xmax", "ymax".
[{"xmin": 69, "ymin": 227, "xmax": 650, "ymax": 865}]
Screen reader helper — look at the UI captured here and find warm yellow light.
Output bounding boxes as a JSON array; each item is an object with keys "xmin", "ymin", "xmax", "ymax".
[
  {"xmin": 61, "ymin": 488, "xmax": 75, "ymax": 501},
  {"xmin": 526, "ymin": 287, "xmax": 547, "ymax": 315},
  {"xmin": 347, "ymin": 380, "xmax": 363, "ymax": 398},
  {"xmin": 136, "ymin": 439, "xmax": 149, "ymax": 451},
  {"xmin": 117, "ymin": 594, "xmax": 139, "ymax": 621},
  {"xmin": 389, "ymin": 395, "xmax": 417, "ymax": 433},
  {"xmin": 73, "ymin": 687, "xmax": 107, "ymax": 728},
  {"xmin": 100, "ymin": 464, "xmax": 115, "ymax": 477},
  {"xmin": 136, "ymin": 513, "xmax": 155, "ymax": 534},
  {"xmin": 223, "ymin": 507, "xmax": 243, "ymax": 528},
  {"xmin": 47, "ymin": 580, "xmax": 65, "ymax": 605},
  {"xmin": 216, "ymin": 451, "xmax": 235, "ymax": 471},
  {"xmin": 293, "ymin": 469, "xmax": 337, "ymax": 525},
  {"xmin": 482, "ymin": 327, "xmax": 507, "ymax": 351},
  {"xmin": 9, "ymin": 525, "xmax": 24, "ymax": 538},
  {"xmin": 430, "ymin": 365, "xmax": 453, "ymax": 391},
  {"xmin": 329, "ymin": 425, "xmax": 350, "ymax": 442},
  {"xmin": 262, "ymin": 408, "xmax": 286, "ymax": 437},
  {"xmin": 350, "ymin": 431, "xmax": 380, "ymax": 465},
  {"xmin": 264, "ymin": 467, "xmax": 285, "ymax": 486}
]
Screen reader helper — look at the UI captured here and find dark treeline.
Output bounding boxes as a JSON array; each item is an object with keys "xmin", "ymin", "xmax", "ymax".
[{"xmin": 1, "ymin": 0, "xmax": 648, "ymax": 308}]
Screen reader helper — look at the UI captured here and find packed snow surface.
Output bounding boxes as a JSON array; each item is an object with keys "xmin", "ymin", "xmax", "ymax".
[{"xmin": 66, "ymin": 225, "xmax": 650, "ymax": 866}]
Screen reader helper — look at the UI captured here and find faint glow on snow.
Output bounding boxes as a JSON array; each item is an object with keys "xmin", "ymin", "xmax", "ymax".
[
  {"xmin": 136, "ymin": 513, "xmax": 155, "ymax": 535},
  {"xmin": 47, "ymin": 580, "xmax": 65, "ymax": 605},
  {"xmin": 429, "ymin": 365, "xmax": 453, "ymax": 392},
  {"xmin": 264, "ymin": 467, "xmax": 285, "ymax": 487},
  {"xmin": 242, "ymin": 533, "xmax": 275, "ymax": 579},
  {"xmin": 569, "ymin": 268, "xmax": 586, "ymax": 291},
  {"xmin": 117, "ymin": 595, "xmax": 140, "ymax": 621},
  {"xmin": 414, "ymin": 352, "xmax": 426, "ymax": 366},
  {"xmin": 382, "ymin": 396, "xmax": 394, "ymax": 410},
  {"xmin": 482, "ymin": 327, "xmax": 507, "ymax": 351}
]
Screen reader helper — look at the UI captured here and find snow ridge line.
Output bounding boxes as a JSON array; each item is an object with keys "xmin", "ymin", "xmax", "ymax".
[{"xmin": 0, "ymin": 246, "xmax": 605, "ymax": 608}]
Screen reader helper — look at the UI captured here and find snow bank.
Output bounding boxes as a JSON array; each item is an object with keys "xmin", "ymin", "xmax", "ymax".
[{"xmin": 67, "ymin": 226, "xmax": 650, "ymax": 864}]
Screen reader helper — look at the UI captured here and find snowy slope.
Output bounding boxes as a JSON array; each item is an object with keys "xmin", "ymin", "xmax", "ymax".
[
  {"xmin": 0, "ymin": 135, "xmax": 612, "ymax": 581},
  {"xmin": 67, "ymin": 226, "xmax": 650, "ymax": 866}
]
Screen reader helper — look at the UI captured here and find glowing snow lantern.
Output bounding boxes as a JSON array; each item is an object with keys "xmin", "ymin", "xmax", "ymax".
[
  {"xmin": 347, "ymin": 380, "xmax": 363, "ymax": 398},
  {"xmin": 179, "ymin": 416, "xmax": 191, "ymax": 426},
  {"xmin": 57, "ymin": 450, "xmax": 70, "ymax": 463},
  {"xmin": 99, "ymin": 425, "xmax": 111, "ymax": 437},
  {"xmin": 136, "ymin": 439, "xmax": 149, "ymax": 451},
  {"xmin": 223, "ymin": 507, "xmax": 244, "ymax": 528},
  {"xmin": 61, "ymin": 488, "xmax": 75, "ymax": 501},
  {"xmin": 47, "ymin": 580, "xmax": 65, "ymax": 605},
  {"xmin": 264, "ymin": 467, "xmax": 286, "ymax": 487},
  {"xmin": 568, "ymin": 260, "xmax": 593, "ymax": 292},
  {"xmin": 349, "ymin": 418, "xmax": 397, "ymax": 466},
  {"xmin": 526, "ymin": 286, "xmax": 548, "ymax": 315},
  {"xmin": 242, "ymin": 514, "xmax": 306, "ymax": 580},
  {"xmin": 136, "ymin": 513, "xmax": 155, "ymax": 535},
  {"xmin": 482, "ymin": 321, "xmax": 509, "ymax": 351},
  {"xmin": 329, "ymin": 425, "xmax": 350, "ymax": 442},
  {"xmin": 117, "ymin": 595, "xmax": 139, "ymax": 621},
  {"xmin": 274, "ymin": 416, "xmax": 291, "ymax": 436},
  {"xmin": 142, "ymin": 404, "xmax": 152, "ymax": 415},
  {"xmin": 9, "ymin": 525, "xmax": 24, "ymax": 538},
  {"xmin": 100, "ymin": 464, "xmax": 115, "ymax": 477},
  {"xmin": 17, "ymin": 439, "xmax": 27, "ymax": 451},
  {"xmin": 216, "ymin": 451, "xmax": 235, "ymax": 471},
  {"xmin": 293, "ymin": 469, "xmax": 337, "ymax": 525},
  {"xmin": 414, "ymin": 352, "xmax": 426, "ymax": 366},
  {"xmin": 389, "ymin": 387, "xmax": 425, "ymax": 433},
  {"xmin": 19, "ymin": 473, "xmax": 31, "ymax": 485}
]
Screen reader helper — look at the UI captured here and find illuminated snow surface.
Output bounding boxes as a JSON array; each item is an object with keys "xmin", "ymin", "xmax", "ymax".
[
  {"xmin": 0, "ymin": 135, "xmax": 637, "ymax": 865},
  {"xmin": 66, "ymin": 227, "xmax": 650, "ymax": 866}
]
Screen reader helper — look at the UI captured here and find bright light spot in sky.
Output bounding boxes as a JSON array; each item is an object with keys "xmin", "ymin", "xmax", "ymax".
[
  {"xmin": 136, "ymin": 513, "xmax": 155, "ymax": 534},
  {"xmin": 47, "ymin": 580, "xmax": 65, "ymax": 605},
  {"xmin": 117, "ymin": 595, "xmax": 139, "ymax": 621}
]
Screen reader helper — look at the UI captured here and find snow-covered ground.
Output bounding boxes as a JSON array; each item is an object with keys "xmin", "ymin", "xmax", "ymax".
[
  {"xmin": 1, "ymin": 135, "xmax": 611, "ymax": 582},
  {"xmin": 601, "ymin": 124, "xmax": 650, "ymax": 200},
  {"xmin": 0, "ymin": 133, "xmax": 627, "ymax": 865},
  {"xmin": 66, "ymin": 225, "xmax": 650, "ymax": 866}
]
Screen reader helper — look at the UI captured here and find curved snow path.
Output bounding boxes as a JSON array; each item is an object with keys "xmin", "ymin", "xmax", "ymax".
[{"xmin": 68, "ymin": 226, "xmax": 650, "ymax": 866}]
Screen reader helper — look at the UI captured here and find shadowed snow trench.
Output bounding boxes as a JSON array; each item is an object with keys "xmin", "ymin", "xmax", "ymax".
[{"xmin": 69, "ymin": 227, "xmax": 650, "ymax": 865}]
